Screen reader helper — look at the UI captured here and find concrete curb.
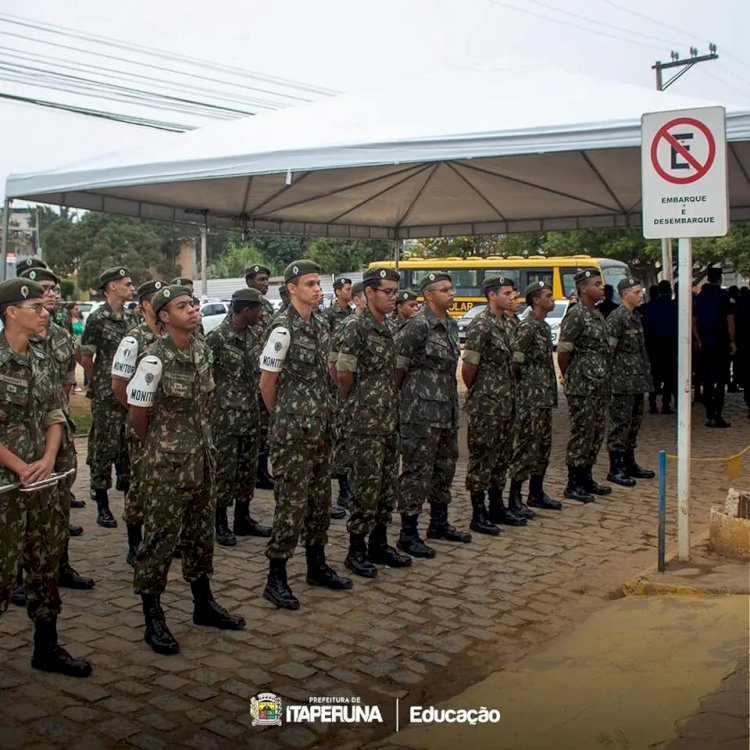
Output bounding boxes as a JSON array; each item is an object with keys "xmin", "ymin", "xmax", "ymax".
[{"xmin": 622, "ymin": 576, "xmax": 711, "ymax": 597}]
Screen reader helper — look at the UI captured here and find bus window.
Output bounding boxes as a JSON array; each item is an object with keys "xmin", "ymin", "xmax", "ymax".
[
  {"xmin": 521, "ymin": 268, "xmax": 553, "ymax": 291},
  {"xmin": 482, "ymin": 268, "xmax": 520, "ymax": 290},
  {"xmin": 412, "ymin": 268, "xmax": 480, "ymax": 296},
  {"xmin": 600, "ymin": 264, "xmax": 629, "ymax": 303},
  {"xmin": 561, "ymin": 268, "xmax": 579, "ymax": 299}
]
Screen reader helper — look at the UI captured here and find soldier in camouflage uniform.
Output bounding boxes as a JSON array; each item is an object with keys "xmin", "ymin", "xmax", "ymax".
[
  {"xmin": 206, "ymin": 288, "xmax": 271, "ymax": 547},
  {"xmin": 129, "ymin": 285, "xmax": 245, "ymax": 656},
  {"xmin": 351, "ymin": 281, "xmax": 367, "ymax": 314},
  {"xmin": 606, "ymin": 277, "xmax": 656, "ymax": 486},
  {"xmin": 509, "ymin": 281, "xmax": 562, "ymax": 511},
  {"xmin": 558, "ymin": 269, "xmax": 613, "ymax": 503},
  {"xmin": 111, "ymin": 280, "xmax": 164, "ymax": 566},
  {"xmin": 396, "ymin": 271, "xmax": 471, "ymax": 559},
  {"xmin": 335, "ymin": 267, "xmax": 412, "ymax": 577},
  {"xmin": 462, "ymin": 276, "xmax": 529, "ymax": 535},
  {"xmin": 322, "ymin": 277, "xmax": 353, "ymax": 331},
  {"xmin": 394, "ymin": 289, "xmax": 420, "ymax": 330},
  {"xmin": 79, "ymin": 267, "xmax": 137, "ymax": 527},
  {"xmin": 0, "ymin": 278, "xmax": 91, "ymax": 677},
  {"xmin": 260, "ymin": 260, "xmax": 352, "ymax": 610},
  {"xmin": 245, "ymin": 265, "xmax": 276, "ymax": 491}
]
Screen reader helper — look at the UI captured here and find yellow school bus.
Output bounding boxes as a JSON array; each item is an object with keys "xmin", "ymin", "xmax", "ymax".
[{"xmin": 369, "ymin": 255, "xmax": 632, "ymax": 317}]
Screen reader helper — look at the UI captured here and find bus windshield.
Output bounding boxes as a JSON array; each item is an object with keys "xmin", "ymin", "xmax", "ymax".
[{"xmin": 600, "ymin": 263, "xmax": 629, "ymax": 303}]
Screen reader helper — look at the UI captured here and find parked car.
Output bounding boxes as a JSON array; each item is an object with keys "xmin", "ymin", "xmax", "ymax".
[
  {"xmin": 518, "ymin": 300, "xmax": 569, "ymax": 348},
  {"xmin": 78, "ymin": 300, "xmax": 104, "ymax": 326},
  {"xmin": 457, "ymin": 304, "xmax": 486, "ymax": 343},
  {"xmin": 200, "ymin": 299, "xmax": 231, "ymax": 333}
]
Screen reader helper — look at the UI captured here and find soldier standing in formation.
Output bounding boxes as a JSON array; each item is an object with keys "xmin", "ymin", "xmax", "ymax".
[
  {"xmin": 79, "ymin": 267, "xmax": 137, "ymax": 528},
  {"xmin": 206, "ymin": 288, "xmax": 271, "ymax": 547},
  {"xmin": 462, "ymin": 276, "xmax": 526, "ymax": 535},
  {"xmin": 323, "ymin": 277, "xmax": 353, "ymax": 330},
  {"xmin": 605, "ymin": 277, "xmax": 655, "ymax": 486},
  {"xmin": 111, "ymin": 280, "xmax": 165, "ymax": 566},
  {"xmin": 508, "ymin": 281, "xmax": 561, "ymax": 511},
  {"xmin": 394, "ymin": 289, "xmax": 420, "ymax": 330},
  {"xmin": 350, "ymin": 281, "xmax": 366, "ymax": 313},
  {"xmin": 558, "ymin": 269, "xmax": 613, "ymax": 504},
  {"xmin": 335, "ymin": 267, "xmax": 412, "ymax": 577},
  {"xmin": 396, "ymin": 272, "xmax": 471, "ymax": 559},
  {"xmin": 129, "ymin": 285, "xmax": 245, "ymax": 655},
  {"xmin": 260, "ymin": 261, "xmax": 352, "ymax": 610},
  {"xmin": 0, "ymin": 278, "xmax": 91, "ymax": 677}
]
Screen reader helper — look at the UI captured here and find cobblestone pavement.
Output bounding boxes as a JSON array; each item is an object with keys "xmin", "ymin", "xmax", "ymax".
[{"xmin": 0, "ymin": 392, "xmax": 747, "ymax": 749}]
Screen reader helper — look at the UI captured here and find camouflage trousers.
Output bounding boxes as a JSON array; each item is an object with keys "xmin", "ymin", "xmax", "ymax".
[
  {"xmin": 607, "ymin": 393, "xmax": 644, "ymax": 454},
  {"xmin": 466, "ymin": 413, "xmax": 513, "ymax": 492},
  {"xmin": 0, "ymin": 487, "xmax": 66, "ymax": 622},
  {"xmin": 55, "ymin": 418, "xmax": 78, "ymax": 501},
  {"xmin": 266, "ymin": 429, "xmax": 331, "ymax": 559},
  {"xmin": 509, "ymin": 406, "xmax": 553, "ymax": 481},
  {"xmin": 133, "ymin": 455, "xmax": 215, "ymax": 595},
  {"xmin": 566, "ymin": 391, "xmax": 609, "ymax": 468},
  {"xmin": 87, "ymin": 394, "xmax": 130, "ymax": 490},
  {"xmin": 258, "ymin": 396, "xmax": 270, "ymax": 457},
  {"xmin": 123, "ymin": 431, "xmax": 145, "ymax": 525},
  {"xmin": 398, "ymin": 423, "xmax": 458, "ymax": 516},
  {"xmin": 212, "ymin": 428, "xmax": 259, "ymax": 509},
  {"xmin": 346, "ymin": 432, "xmax": 399, "ymax": 536}
]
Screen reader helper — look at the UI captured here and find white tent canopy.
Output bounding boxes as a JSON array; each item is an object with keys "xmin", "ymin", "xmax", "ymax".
[{"xmin": 6, "ymin": 57, "xmax": 750, "ymax": 238}]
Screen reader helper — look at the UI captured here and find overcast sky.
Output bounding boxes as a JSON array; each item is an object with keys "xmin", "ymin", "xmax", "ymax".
[{"xmin": 2, "ymin": 0, "xmax": 748, "ymax": 198}]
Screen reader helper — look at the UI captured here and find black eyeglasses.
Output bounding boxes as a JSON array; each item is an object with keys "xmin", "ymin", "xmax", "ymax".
[
  {"xmin": 375, "ymin": 287, "xmax": 398, "ymax": 298},
  {"xmin": 13, "ymin": 303, "xmax": 47, "ymax": 315}
]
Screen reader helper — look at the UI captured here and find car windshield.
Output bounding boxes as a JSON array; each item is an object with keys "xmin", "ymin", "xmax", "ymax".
[
  {"xmin": 463, "ymin": 305, "xmax": 486, "ymax": 319},
  {"xmin": 548, "ymin": 302, "xmax": 567, "ymax": 319}
]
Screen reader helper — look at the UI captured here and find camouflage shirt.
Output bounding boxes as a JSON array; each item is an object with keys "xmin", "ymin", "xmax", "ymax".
[
  {"xmin": 558, "ymin": 303, "xmax": 612, "ymax": 397},
  {"xmin": 336, "ymin": 307, "xmax": 398, "ymax": 435},
  {"xmin": 512, "ymin": 315, "xmax": 558, "ymax": 409},
  {"xmin": 397, "ymin": 305, "xmax": 460, "ymax": 428},
  {"xmin": 80, "ymin": 303, "xmax": 138, "ymax": 399},
  {"xmin": 258, "ymin": 297, "xmax": 275, "ymax": 331},
  {"xmin": 265, "ymin": 304, "xmax": 331, "ymax": 441},
  {"xmin": 206, "ymin": 316, "xmax": 262, "ymax": 433},
  {"xmin": 606, "ymin": 305, "xmax": 653, "ymax": 394},
  {"xmin": 0, "ymin": 334, "xmax": 65, "ymax": 486},
  {"xmin": 462, "ymin": 306, "xmax": 515, "ymax": 421},
  {"xmin": 322, "ymin": 302, "xmax": 353, "ymax": 334}
]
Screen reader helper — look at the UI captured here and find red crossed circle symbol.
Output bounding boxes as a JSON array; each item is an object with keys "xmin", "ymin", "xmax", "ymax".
[{"xmin": 650, "ymin": 117, "xmax": 716, "ymax": 185}]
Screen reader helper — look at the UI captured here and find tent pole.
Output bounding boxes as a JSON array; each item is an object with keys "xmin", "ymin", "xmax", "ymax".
[
  {"xmin": 200, "ymin": 225, "xmax": 208, "ymax": 298},
  {"xmin": 393, "ymin": 238, "xmax": 400, "ymax": 273},
  {"xmin": 1, "ymin": 198, "xmax": 11, "ymax": 281},
  {"xmin": 676, "ymin": 236, "xmax": 692, "ymax": 561}
]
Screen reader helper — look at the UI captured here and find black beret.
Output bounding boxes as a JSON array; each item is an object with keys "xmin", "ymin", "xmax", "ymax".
[
  {"xmin": 573, "ymin": 268, "xmax": 601, "ymax": 284},
  {"xmin": 100, "ymin": 267, "xmax": 130, "ymax": 288},
  {"xmin": 333, "ymin": 277, "xmax": 352, "ymax": 290},
  {"xmin": 245, "ymin": 264, "xmax": 271, "ymax": 277},
  {"xmin": 396, "ymin": 289, "xmax": 419, "ymax": 304},
  {"xmin": 419, "ymin": 272, "xmax": 452, "ymax": 292},
  {"xmin": 232, "ymin": 288, "xmax": 262, "ymax": 303},
  {"xmin": 171, "ymin": 277, "xmax": 194, "ymax": 287},
  {"xmin": 19, "ymin": 267, "xmax": 60, "ymax": 285},
  {"xmin": 524, "ymin": 280, "xmax": 549, "ymax": 298},
  {"xmin": 363, "ymin": 267, "xmax": 400, "ymax": 286},
  {"xmin": 617, "ymin": 276, "xmax": 640, "ymax": 293},
  {"xmin": 17, "ymin": 257, "xmax": 48, "ymax": 272},
  {"xmin": 284, "ymin": 259, "xmax": 320, "ymax": 282},
  {"xmin": 482, "ymin": 275, "xmax": 514, "ymax": 294},
  {"xmin": 152, "ymin": 285, "xmax": 192, "ymax": 316},
  {"xmin": 137, "ymin": 280, "xmax": 165, "ymax": 299},
  {"xmin": 0, "ymin": 278, "xmax": 46, "ymax": 305}
]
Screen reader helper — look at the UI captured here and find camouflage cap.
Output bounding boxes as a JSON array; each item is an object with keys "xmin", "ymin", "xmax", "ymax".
[
  {"xmin": 232, "ymin": 287, "xmax": 262, "ymax": 303},
  {"xmin": 99, "ymin": 266, "xmax": 130, "ymax": 288},
  {"xmin": 419, "ymin": 271, "xmax": 452, "ymax": 292},
  {"xmin": 332, "ymin": 276, "xmax": 352, "ymax": 290},
  {"xmin": 245, "ymin": 264, "xmax": 271, "ymax": 278},
  {"xmin": 283, "ymin": 259, "xmax": 320, "ymax": 283},
  {"xmin": 482, "ymin": 275, "xmax": 514, "ymax": 294},
  {"xmin": 351, "ymin": 281, "xmax": 365, "ymax": 296},
  {"xmin": 0, "ymin": 278, "xmax": 45, "ymax": 305},
  {"xmin": 396, "ymin": 289, "xmax": 419, "ymax": 304},
  {"xmin": 151, "ymin": 285, "xmax": 192, "ymax": 316},
  {"xmin": 524, "ymin": 280, "xmax": 550, "ymax": 299},
  {"xmin": 19, "ymin": 267, "xmax": 60, "ymax": 285},
  {"xmin": 17, "ymin": 257, "xmax": 48, "ymax": 272},
  {"xmin": 573, "ymin": 268, "xmax": 601, "ymax": 284},
  {"xmin": 617, "ymin": 276, "xmax": 640, "ymax": 293},
  {"xmin": 363, "ymin": 267, "xmax": 400, "ymax": 286},
  {"xmin": 137, "ymin": 279, "xmax": 164, "ymax": 299},
  {"xmin": 171, "ymin": 277, "xmax": 194, "ymax": 287}
]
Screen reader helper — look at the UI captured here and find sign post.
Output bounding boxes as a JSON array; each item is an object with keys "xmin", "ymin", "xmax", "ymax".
[{"xmin": 641, "ymin": 106, "xmax": 728, "ymax": 562}]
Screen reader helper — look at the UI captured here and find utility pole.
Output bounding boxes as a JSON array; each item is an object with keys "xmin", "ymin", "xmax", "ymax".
[{"xmin": 652, "ymin": 45, "xmax": 718, "ymax": 282}]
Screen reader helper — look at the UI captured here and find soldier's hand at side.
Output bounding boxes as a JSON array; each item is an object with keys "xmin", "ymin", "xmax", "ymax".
[
  {"xmin": 20, "ymin": 456, "xmax": 54, "ymax": 486},
  {"xmin": 558, "ymin": 373, "xmax": 565, "ymax": 386}
]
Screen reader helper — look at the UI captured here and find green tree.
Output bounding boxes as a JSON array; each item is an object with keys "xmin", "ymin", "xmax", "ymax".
[
  {"xmin": 209, "ymin": 242, "xmax": 273, "ymax": 278},
  {"xmin": 307, "ymin": 238, "xmax": 391, "ymax": 273}
]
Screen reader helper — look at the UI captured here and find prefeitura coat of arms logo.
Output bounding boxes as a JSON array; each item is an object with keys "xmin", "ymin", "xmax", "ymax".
[{"xmin": 250, "ymin": 692, "xmax": 283, "ymax": 726}]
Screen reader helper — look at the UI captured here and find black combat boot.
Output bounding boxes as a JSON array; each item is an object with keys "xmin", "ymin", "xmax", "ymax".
[
  {"xmin": 508, "ymin": 480, "xmax": 536, "ymax": 520},
  {"xmin": 141, "ymin": 594, "xmax": 180, "ymax": 655},
  {"xmin": 336, "ymin": 475, "xmax": 354, "ymax": 510},
  {"xmin": 426, "ymin": 502, "xmax": 472, "ymax": 543},
  {"xmin": 126, "ymin": 523, "xmax": 142, "ymax": 567},
  {"xmin": 469, "ymin": 492, "xmax": 501, "ymax": 535},
  {"xmin": 625, "ymin": 449, "xmax": 655, "ymax": 479},
  {"xmin": 191, "ymin": 579, "xmax": 246, "ymax": 630},
  {"xmin": 263, "ymin": 558, "xmax": 300, "ymax": 610},
  {"xmin": 527, "ymin": 475, "xmax": 562, "ymax": 510},
  {"xmin": 344, "ymin": 533, "xmax": 378, "ymax": 578},
  {"xmin": 115, "ymin": 476, "xmax": 130, "ymax": 493},
  {"xmin": 488, "ymin": 488, "xmax": 527, "ymax": 526},
  {"xmin": 564, "ymin": 466, "xmax": 595, "ymax": 503},
  {"xmin": 306, "ymin": 544, "xmax": 353, "ymax": 590},
  {"xmin": 215, "ymin": 506, "xmax": 236, "ymax": 547},
  {"xmin": 255, "ymin": 454, "xmax": 275, "ymax": 490},
  {"xmin": 32, "ymin": 617, "xmax": 92, "ymax": 677},
  {"xmin": 607, "ymin": 453, "xmax": 636, "ymax": 487},
  {"xmin": 585, "ymin": 467, "xmax": 613, "ymax": 496},
  {"xmin": 68, "ymin": 524, "xmax": 83, "ymax": 537},
  {"xmin": 58, "ymin": 542, "xmax": 95, "ymax": 590},
  {"xmin": 94, "ymin": 489, "xmax": 117, "ymax": 528},
  {"xmin": 68, "ymin": 490, "xmax": 85, "ymax": 509},
  {"xmin": 397, "ymin": 513, "xmax": 436, "ymax": 558},
  {"xmin": 329, "ymin": 505, "xmax": 347, "ymax": 520},
  {"xmin": 233, "ymin": 501, "xmax": 271, "ymax": 537},
  {"xmin": 10, "ymin": 569, "xmax": 25, "ymax": 606},
  {"xmin": 367, "ymin": 524, "xmax": 412, "ymax": 567}
]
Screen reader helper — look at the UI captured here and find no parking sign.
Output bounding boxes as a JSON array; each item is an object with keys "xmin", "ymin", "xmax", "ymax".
[{"xmin": 641, "ymin": 106, "xmax": 728, "ymax": 238}]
